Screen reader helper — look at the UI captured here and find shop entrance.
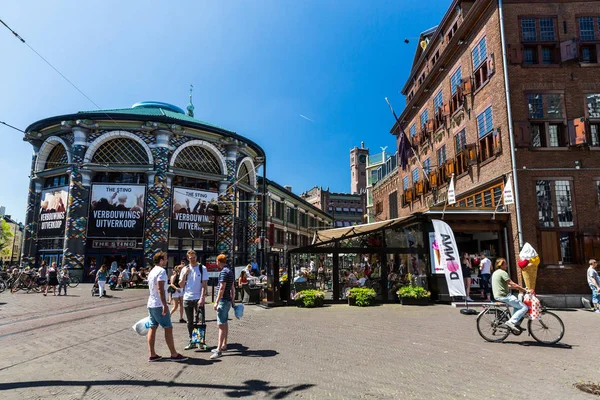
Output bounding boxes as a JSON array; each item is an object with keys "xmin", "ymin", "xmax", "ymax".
[{"xmin": 85, "ymin": 249, "xmax": 143, "ymax": 281}]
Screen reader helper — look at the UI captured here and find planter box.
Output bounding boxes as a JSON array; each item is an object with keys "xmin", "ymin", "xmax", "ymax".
[
  {"xmin": 400, "ymin": 297, "xmax": 430, "ymax": 306},
  {"xmin": 297, "ymin": 298, "xmax": 324, "ymax": 308},
  {"xmin": 348, "ymin": 297, "xmax": 356, "ymax": 306}
]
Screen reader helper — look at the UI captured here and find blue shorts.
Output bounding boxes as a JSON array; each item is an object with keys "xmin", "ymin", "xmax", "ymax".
[
  {"xmin": 216, "ymin": 300, "xmax": 232, "ymax": 325},
  {"xmin": 591, "ymin": 285, "xmax": 600, "ymax": 304},
  {"xmin": 148, "ymin": 307, "xmax": 173, "ymax": 329}
]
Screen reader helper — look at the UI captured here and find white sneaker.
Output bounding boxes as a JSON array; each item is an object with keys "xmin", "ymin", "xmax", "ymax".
[
  {"xmin": 504, "ymin": 321, "xmax": 517, "ymax": 330},
  {"xmin": 594, "ymin": 309, "xmax": 600, "ymax": 313},
  {"xmin": 210, "ymin": 351, "xmax": 222, "ymax": 360},
  {"xmin": 466, "ymin": 297, "xmax": 474, "ymax": 302}
]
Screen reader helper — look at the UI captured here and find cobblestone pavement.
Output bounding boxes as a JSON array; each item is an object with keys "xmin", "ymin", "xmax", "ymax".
[{"xmin": 1, "ymin": 285, "xmax": 599, "ymax": 399}]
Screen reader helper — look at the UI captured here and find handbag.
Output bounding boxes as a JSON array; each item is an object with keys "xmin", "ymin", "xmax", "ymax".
[{"xmin": 190, "ymin": 306, "xmax": 206, "ymax": 345}]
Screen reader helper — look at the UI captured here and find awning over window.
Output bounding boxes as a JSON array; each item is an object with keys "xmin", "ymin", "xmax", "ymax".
[{"xmin": 312, "ymin": 216, "xmax": 410, "ymax": 244}]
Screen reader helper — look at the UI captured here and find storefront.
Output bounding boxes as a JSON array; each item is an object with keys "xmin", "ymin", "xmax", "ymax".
[
  {"xmin": 285, "ymin": 210, "xmax": 512, "ymax": 304},
  {"xmin": 22, "ymin": 101, "xmax": 265, "ymax": 276}
]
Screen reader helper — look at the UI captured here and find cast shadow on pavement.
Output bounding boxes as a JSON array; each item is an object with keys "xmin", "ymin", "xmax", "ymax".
[
  {"xmin": 216, "ymin": 343, "xmax": 279, "ymax": 358},
  {"xmin": 503, "ymin": 340, "xmax": 573, "ymax": 349},
  {"xmin": 0, "ymin": 379, "xmax": 314, "ymax": 399}
]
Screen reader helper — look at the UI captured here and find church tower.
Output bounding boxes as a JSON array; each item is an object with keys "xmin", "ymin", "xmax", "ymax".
[{"xmin": 350, "ymin": 142, "xmax": 369, "ymax": 194}]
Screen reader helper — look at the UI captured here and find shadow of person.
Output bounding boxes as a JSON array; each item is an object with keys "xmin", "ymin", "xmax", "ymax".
[
  {"xmin": 224, "ymin": 380, "xmax": 315, "ymax": 399},
  {"xmin": 226, "ymin": 349, "xmax": 278, "ymax": 358}
]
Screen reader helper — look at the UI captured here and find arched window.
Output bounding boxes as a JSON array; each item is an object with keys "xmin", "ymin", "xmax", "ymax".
[
  {"xmin": 45, "ymin": 144, "xmax": 69, "ymax": 170},
  {"xmin": 238, "ymin": 162, "xmax": 251, "ymax": 185},
  {"xmin": 91, "ymin": 138, "xmax": 149, "ymax": 165},
  {"xmin": 173, "ymin": 146, "xmax": 221, "ymax": 175}
]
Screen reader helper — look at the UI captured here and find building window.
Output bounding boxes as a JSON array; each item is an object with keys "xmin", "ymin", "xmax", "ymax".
[
  {"xmin": 455, "ymin": 129, "xmax": 467, "ymax": 152},
  {"xmin": 526, "ymin": 93, "xmax": 566, "ymax": 147},
  {"xmin": 528, "ymin": 94, "xmax": 544, "ymax": 118},
  {"xmin": 536, "ymin": 180, "xmax": 574, "ymax": 227},
  {"xmin": 450, "ymin": 67, "xmax": 462, "ymax": 96},
  {"xmin": 43, "ymin": 174, "xmax": 69, "ymax": 188},
  {"xmin": 539, "ymin": 18, "xmax": 556, "ymax": 41},
  {"xmin": 587, "ymin": 94, "xmax": 600, "ymax": 118},
  {"xmin": 409, "ymin": 123, "xmax": 417, "ymax": 138},
  {"xmin": 542, "ymin": 47, "xmax": 553, "ymax": 64},
  {"xmin": 522, "ymin": 18, "xmax": 537, "ymax": 42},
  {"xmin": 403, "ymin": 176, "xmax": 409, "ymax": 190},
  {"xmin": 437, "ymin": 145, "xmax": 446, "ymax": 166},
  {"xmin": 389, "ymin": 192, "xmax": 398, "ymax": 219},
  {"xmin": 92, "ymin": 138, "xmax": 150, "ymax": 166},
  {"xmin": 523, "ymin": 47, "xmax": 537, "ymax": 65},
  {"xmin": 423, "ymin": 158, "xmax": 431, "ymax": 175},
  {"xmin": 477, "ymin": 107, "xmax": 494, "ymax": 137},
  {"xmin": 420, "ymin": 110, "xmax": 429, "ymax": 129},
  {"xmin": 579, "ymin": 17, "xmax": 596, "ymax": 41},
  {"xmin": 375, "ymin": 201, "xmax": 384, "ymax": 215},
  {"xmin": 412, "ymin": 167, "xmax": 419, "ymax": 183},
  {"xmin": 434, "ymin": 90, "xmax": 443, "ymax": 112},
  {"xmin": 471, "ymin": 37, "xmax": 488, "ymax": 68}
]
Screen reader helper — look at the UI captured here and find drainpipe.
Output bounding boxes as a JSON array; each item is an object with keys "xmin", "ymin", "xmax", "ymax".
[{"xmin": 498, "ymin": 0, "xmax": 524, "ymax": 248}]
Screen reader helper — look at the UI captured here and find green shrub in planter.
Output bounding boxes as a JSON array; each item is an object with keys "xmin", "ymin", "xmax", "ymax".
[
  {"xmin": 396, "ymin": 285, "xmax": 431, "ymax": 299},
  {"xmin": 347, "ymin": 288, "xmax": 376, "ymax": 307},
  {"xmin": 295, "ymin": 290, "xmax": 325, "ymax": 308}
]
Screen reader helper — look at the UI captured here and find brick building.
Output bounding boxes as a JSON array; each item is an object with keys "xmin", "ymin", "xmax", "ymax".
[
  {"xmin": 1, "ymin": 214, "xmax": 24, "ymax": 267},
  {"xmin": 301, "ymin": 186, "xmax": 365, "ymax": 227},
  {"xmin": 372, "ymin": 0, "xmax": 600, "ymax": 296}
]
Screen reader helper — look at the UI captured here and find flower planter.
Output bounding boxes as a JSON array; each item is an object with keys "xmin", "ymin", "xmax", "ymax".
[
  {"xmin": 400, "ymin": 297, "xmax": 430, "ymax": 306},
  {"xmin": 348, "ymin": 297, "xmax": 356, "ymax": 306}
]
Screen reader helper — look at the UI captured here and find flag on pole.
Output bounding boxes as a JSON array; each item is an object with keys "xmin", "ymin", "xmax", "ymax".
[
  {"xmin": 398, "ymin": 127, "xmax": 412, "ymax": 171},
  {"xmin": 447, "ymin": 174, "xmax": 456, "ymax": 205},
  {"xmin": 503, "ymin": 176, "xmax": 514, "ymax": 205},
  {"xmin": 432, "ymin": 219, "xmax": 466, "ymax": 297}
]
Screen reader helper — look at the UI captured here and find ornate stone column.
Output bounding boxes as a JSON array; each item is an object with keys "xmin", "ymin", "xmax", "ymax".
[
  {"xmin": 247, "ymin": 193, "xmax": 258, "ymax": 261},
  {"xmin": 216, "ymin": 143, "xmax": 237, "ymax": 256},
  {"xmin": 143, "ymin": 130, "xmax": 171, "ymax": 265},
  {"xmin": 62, "ymin": 126, "xmax": 89, "ymax": 270},
  {"xmin": 22, "ymin": 146, "xmax": 41, "ymax": 268}
]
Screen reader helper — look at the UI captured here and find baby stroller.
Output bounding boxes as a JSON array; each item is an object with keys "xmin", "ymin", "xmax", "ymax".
[{"xmin": 91, "ymin": 282, "xmax": 100, "ymax": 296}]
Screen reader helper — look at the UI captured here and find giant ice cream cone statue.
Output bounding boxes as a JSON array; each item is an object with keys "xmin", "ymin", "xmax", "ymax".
[
  {"xmin": 518, "ymin": 248, "xmax": 540, "ymax": 290},
  {"xmin": 432, "ymin": 240, "xmax": 441, "ymax": 266}
]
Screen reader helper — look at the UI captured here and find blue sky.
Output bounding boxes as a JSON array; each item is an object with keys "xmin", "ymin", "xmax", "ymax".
[{"xmin": 0, "ymin": 0, "xmax": 449, "ymax": 222}]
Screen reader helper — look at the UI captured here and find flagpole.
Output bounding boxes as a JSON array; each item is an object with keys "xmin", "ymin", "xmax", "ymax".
[{"xmin": 385, "ymin": 98, "xmax": 430, "ymax": 183}]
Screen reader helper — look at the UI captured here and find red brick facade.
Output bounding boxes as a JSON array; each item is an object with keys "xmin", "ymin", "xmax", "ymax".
[{"xmin": 372, "ymin": 0, "xmax": 600, "ymax": 294}]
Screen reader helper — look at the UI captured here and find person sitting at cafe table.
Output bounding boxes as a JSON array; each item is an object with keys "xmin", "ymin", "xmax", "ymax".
[
  {"xmin": 259, "ymin": 269, "xmax": 267, "ymax": 283},
  {"xmin": 245, "ymin": 264, "xmax": 254, "ymax": 277},
  {"xmin": 294, "ymin": 270, "xmax": 307, "ymax": 283}
]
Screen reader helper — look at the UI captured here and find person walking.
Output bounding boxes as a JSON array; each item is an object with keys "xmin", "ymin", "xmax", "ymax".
[
  {"xmin": 96, "ymin": 264, "xmax": 108, "ymax": 298},
  {"xmin": 44, "ymin": 262, "xmax": 59, "ymax": 296},
  {"xmin": 57, "ymin": 266, "xmax": 69, "ymax": 296},
  {"xmin": 211, "ymin": 254, "xmax": 235, "ymax": 360},
  {"xmin": 38, "ymin": 261, "xmax": 48, "ymax": 293},
  {"xmin": 146, "ymin": 251, "xmax": 187, "ymax": 362},
  {"xmin": 461, "ymin": 253, "xmax": 473, "ymax": 302},
  {"xmin": 179, "ymin": 250, "xmax": 208, "ymax": 350},
  {"xmin": 587, "ymin": 259, "xmax": 600, "ymax": 313},
  {"xmin": 479, "ymin": 253, "xmax": 492, "ymax": 302},
  {"xmin": 170, "ymin": 265, "xmax": 186, "ymax": 323}
]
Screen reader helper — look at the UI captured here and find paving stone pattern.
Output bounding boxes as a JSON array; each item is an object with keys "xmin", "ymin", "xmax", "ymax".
[{"xmin": 0, "ymin": 286, "xmax": 598, "ymax": 399}]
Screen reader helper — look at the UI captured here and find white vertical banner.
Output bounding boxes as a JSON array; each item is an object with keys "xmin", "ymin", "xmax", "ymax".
[
  {"xmin": 447, "ymin": 175, "xmax": 456, "ymax": 205},
  {"xmin": 432, "ymin": 219, "xmax": 466, "ymax": 297},
  {"xmin": 503, "ymin": 176, "xmax": 514, "ymax": 205}
]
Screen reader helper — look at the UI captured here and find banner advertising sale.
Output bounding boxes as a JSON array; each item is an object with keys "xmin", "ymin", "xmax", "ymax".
[
  {"xmin": 38, "ymin": 186, "xmax": 69, "ymax": 237},
  {"xmin": 431, "ymin": 219, "xmax": 466, "ymax": 297},
  {"xmin": 88, "ymin": 184, "xmax": 145, "ymax": 237},
  {"xmin": 171, "ymin": 187, "xmax": 218, "ymax": 238}
]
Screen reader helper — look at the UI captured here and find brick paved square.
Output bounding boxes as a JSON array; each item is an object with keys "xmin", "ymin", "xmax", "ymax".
[{"xmin": 0, "ymin": 285, "xmax": 598, "ymax": 399}]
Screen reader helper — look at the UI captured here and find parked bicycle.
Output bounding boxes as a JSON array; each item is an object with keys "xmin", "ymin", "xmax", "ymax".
[
  {"xmin": 66, "ymin": 275, "xmax": 80, "ymax": 288},
  {"xmin": 477, "ymin": 302, "xmax": 565, "ymax": 345}
]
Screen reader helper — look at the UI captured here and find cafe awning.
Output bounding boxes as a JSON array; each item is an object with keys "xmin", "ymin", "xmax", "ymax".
[{"xmin": 312, "ymin": 216, "xmax": 411, "ymax": 245}]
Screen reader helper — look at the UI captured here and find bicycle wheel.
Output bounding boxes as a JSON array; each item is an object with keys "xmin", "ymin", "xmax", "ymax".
[
  {"xmin": 0, "ymin": 280, "xmax": 6, "ymax": 293},
  {"xmin": 528, "ymin": 311, "xmax": 564, "ymax": 345},
  {"xmin": 11, "ymin": 278, "xmax": 22, "ymax": 293},
  {"xmin": 68, "ymin": 276, "xmax": 80, "ymax": 288},
  {"xmin": 477, "ymin": 308, "xmax": 510, "ymax": 342}
]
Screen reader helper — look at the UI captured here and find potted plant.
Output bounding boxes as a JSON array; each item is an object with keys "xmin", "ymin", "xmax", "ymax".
[
  {"xmin": 396, "ymin": 285, "xmax": 431, "ymax": 305},
  {"xmin": 295, "ymin": 289, "xmax": 325, "ymax": 308},
  {"xmin": 347, "ymin": 287, "xmax": 376, "ymax": 307}
]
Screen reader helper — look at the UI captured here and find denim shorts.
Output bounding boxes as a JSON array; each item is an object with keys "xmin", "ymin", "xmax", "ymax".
[
  {"xmin": 591, "ymin": 285, "xmax": 600, "ymax": 304},
  {"xmin": 216, "ymin": 300, "xmax": 232, "ymax": 325},
  {"xmin": 148, "ymin": 307, "xmax": 173, "ymax": 329}
]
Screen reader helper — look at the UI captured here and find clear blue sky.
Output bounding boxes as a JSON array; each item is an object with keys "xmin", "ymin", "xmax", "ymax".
[{"xmin": 0, "ymin": 0, "xmax": 449, "ymax": 222}]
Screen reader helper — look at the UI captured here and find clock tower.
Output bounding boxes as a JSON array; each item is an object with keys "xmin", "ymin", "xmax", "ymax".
[{"xmin": 350, "ymin": 142, "xmax": 369, "ymax": 194}]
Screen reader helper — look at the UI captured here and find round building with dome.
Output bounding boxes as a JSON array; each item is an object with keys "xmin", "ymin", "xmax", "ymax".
[{"xmin": 22, "ymin": 99, "xmax": 264, "ymax": 278}]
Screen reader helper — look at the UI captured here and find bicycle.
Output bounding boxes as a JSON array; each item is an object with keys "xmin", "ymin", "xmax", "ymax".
[
  {"xmin": 67, "ymin": 276, "xmax": 80, "ymax": 288},
  {"xmin": 477, "ymin": 302, "xmax": 565, "ymax": 345}
]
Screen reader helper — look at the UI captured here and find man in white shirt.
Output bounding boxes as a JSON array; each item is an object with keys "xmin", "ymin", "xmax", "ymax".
[
  {"xmin": 179, "ymin": 249, "xmax": 209, "ymax": 350},
  {"xmin": 146, "ymin": 252, "xmax": 187, "ymax": 362},
  {"xmin": 479, "ymin": 253, "xmax": 492, "ymax": 302},
  {"xmin": 587, "ymin": 259, "xmax": 600, "ymax": 313},
  {"xmin": 309, "ymin": 259, "xmax": 316, "ymax": 273}
]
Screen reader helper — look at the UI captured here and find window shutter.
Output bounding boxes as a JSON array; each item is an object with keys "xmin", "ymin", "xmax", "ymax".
[
  {"xmin": 560, "ymin": 39, "xmax": 578, "ymax": 62},
  {"xmin": 405, "ymin": 188, "xmax": 414, "ymax": 203},
  {"xmin": 445, "ymin": 160, "xmax": 455, "ymax": 177},
  {"xmin": 487, "ymin": 53, "xmax": 495, "ymax": 76},
  {"xmin": 514, "ymin": 121, "xmax": 531, "ymax": 147},
  {"xmin": 426, "ymin": 120, "xmax": 435, "ymax": 133},
  {"xmin": 415, "ymin": 180, "xmax": 424, "ymax": 195},
  {"xmin": 508, "ymin": 44, "xmax": 523, "ymax": 65},
  {"xmin": 540, "ymin": 231, "xmax": 560, "ymax": 265},
  {"xmin": 401, "ymin": 193, "xmax": 407, "ymax": 207},
  {"xmin": 429, "ymin": 170, "xmax": 438, "ymax": 188},
  {"xmin": 568, "ymin": 117, "xmax": 587, "ymax": 146},
  {"xmin": 442, "ymin": 102, "xmax": 451, "ymax": 116},
  {"xmin": 493, "ymin": 128, "xmax": 502, "ymax": 155},
  {"xmin": 461, "ymin": 77, "xmax": 473, "ymax": 95},
  {"xmin": 466, "ymin": 143, "xmax": 478, "ymax": 165}
]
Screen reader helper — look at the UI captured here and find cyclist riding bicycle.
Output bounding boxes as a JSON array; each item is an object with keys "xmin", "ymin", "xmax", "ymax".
[{"xmin": 491, "ymin": 257, "xmax": 529, "ymax": 331}]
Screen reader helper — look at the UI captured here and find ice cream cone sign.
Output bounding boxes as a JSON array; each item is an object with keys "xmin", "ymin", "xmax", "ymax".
[
  {"xmin": 432, "ymin": 240, "xmax": 441, "ymax": 265},
  {"xmin": 518, "ymin": 243, "xmax": 540, "ymax": 291}
]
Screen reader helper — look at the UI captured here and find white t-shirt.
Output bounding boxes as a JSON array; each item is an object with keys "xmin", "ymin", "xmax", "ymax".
[
  {"xmin": 147, "ymin": 266, "xmax": 168, "ymax": 308},
  {"xmin": 480, "ymin": 257, "xmax": 492, "ymax": 274},
  {"xmin": 310, "ymin": 261, "xmax": 316, "ymax": 272},
  {"xmin": 588, "ymin": 267, "xmax": 600, "ymax": 287},
  {"xmin": 180, "ymin": 264, "xmax": 208, "ymax": 301}
]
